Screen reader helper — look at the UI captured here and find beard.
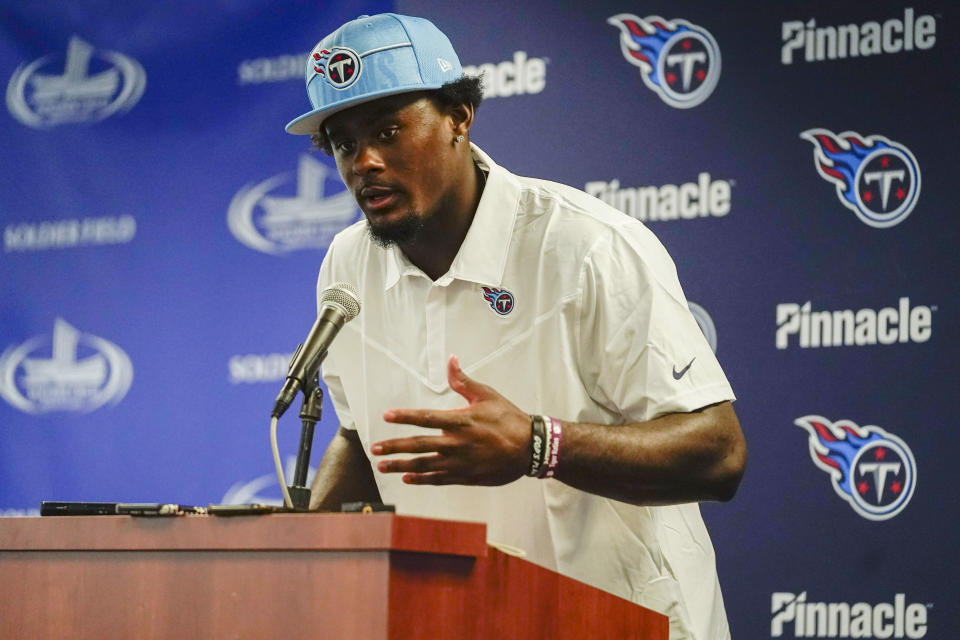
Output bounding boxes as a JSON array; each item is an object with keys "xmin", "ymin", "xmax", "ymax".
[{"xmin": 365, "ymin": 209, "xmax": 425, "ymax": 248}]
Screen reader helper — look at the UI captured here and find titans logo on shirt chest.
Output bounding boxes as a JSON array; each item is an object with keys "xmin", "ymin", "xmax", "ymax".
[{"xmin": 481, "ymin": 287, "xmax": 515, "ymax": 315}]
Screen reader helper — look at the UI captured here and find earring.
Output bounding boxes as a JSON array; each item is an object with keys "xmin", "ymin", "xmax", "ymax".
[{"xmin": 455, "ymin": 134, "xmax": 465, "ymax": 143}]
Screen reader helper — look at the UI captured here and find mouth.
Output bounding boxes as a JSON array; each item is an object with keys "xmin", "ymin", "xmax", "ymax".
[{"xmin": 358, "ymin": 185, "xmax": 401, "ymax": 213}]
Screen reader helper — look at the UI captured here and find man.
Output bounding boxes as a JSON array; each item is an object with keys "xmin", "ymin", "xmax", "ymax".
[{"xmin": 285, "ymin": 13, "xmax": 746, "ymax": 640}]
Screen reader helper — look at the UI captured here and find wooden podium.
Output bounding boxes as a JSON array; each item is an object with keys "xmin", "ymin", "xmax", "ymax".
[{"xmin": 0, "ymin": 513, "xmax": 667, "ymax": 639}]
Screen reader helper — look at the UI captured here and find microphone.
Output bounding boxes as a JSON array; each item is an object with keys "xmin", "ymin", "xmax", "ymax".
[{"xmin": 272, "ymin": 283, "xmax": 361, "ymax": 418}]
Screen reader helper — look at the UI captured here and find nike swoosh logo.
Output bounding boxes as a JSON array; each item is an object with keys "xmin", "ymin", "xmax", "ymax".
[{"xmin": 672, "ymin": 357, "xmax": 696, "ymax": 380}]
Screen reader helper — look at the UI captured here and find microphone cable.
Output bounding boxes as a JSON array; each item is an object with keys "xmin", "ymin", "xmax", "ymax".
[{"xmin": 270, "ymin": 416, "xmax": 295, "ymax": 509}]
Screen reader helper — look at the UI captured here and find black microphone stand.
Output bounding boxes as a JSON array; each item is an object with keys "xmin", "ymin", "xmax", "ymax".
[{"xmin": 287, "ymin": 374, "xmax": 323, "ymax": 511}]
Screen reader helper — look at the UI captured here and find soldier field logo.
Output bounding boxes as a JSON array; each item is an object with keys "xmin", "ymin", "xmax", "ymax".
[
  {"xmin": 795, "ymin": 415, "xmax": 916, "ymax": 521},
  {"xmin": 801, "ymin": 129, "xmax": 921, "ymax": 228},
  {"xmin": 607, "ymin": 14, "xmax": 721, "ymax": 108},
  {"xmin": 228, "ymin": 154, "xmax": 361, "ymax": 254},
  {"xmin": 221, "ymin": 457, "xmax": 316, "ymax": 506},
  {"xmin": 6, "ymin": 35, "xmax": 146, "ymax": 128},
  {"xmin": 0, "ymin": 318, "xmax": 133, "ymax": 414}
]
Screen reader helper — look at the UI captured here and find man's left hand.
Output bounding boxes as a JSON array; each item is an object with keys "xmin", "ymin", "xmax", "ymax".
[{"xmin": 371, "ymin": 355, "xmax": 530, "ymax": 485}]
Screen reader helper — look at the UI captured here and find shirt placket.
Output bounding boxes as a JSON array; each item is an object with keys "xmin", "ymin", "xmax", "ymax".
[{"xmin": 425, "ymin": 283, "xmax": 448, "ymax": 388}]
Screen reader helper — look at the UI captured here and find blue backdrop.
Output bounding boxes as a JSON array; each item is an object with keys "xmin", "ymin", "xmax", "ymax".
[{"xmin": 2, "ymin": 1, "xmax": 957, "ymax": 638}]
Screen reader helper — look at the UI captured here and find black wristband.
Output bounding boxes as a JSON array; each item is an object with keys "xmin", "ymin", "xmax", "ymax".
[{"xmin": 526, "ymin": 414, "xmax": 548, "ymax": 477}]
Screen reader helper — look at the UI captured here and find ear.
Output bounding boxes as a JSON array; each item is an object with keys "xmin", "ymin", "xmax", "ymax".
[{"xmin": 448, "ymin": 102, "xmax": 475, "ymax": 139}]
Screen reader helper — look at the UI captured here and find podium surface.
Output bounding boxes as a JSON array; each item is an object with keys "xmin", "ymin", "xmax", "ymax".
[{"xmin": 0, "ymin": 513, "xmax": 667, "ymax": 639}]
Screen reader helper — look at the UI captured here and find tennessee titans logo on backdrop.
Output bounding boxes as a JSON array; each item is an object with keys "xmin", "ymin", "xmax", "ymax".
[
  {"xmin": 607, "ymin": 14, "xmax": 721, "ymax": 108},
  {"xmin": 795, "ymin": 415, "xmax": 916, "ymax": 521},
  {"xmin": 482, "ymin": 287, "xmax": 515, "ymax": 315},
  {"xmin": 309, "ymin": 46, "xmax": 361, "ymax": 89},
  {"xmin": 801, "ymin": 129, "xmax": 921, "ymax": 228}
]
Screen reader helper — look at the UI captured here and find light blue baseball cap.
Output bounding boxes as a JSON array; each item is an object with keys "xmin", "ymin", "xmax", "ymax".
[{"xmin": 285, "ymin": 13, "xmax": 463, "ymax": 135}]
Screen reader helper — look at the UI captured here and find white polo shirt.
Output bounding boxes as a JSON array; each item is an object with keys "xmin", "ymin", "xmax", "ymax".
[{"xmin": 317, "ymin": 145, "xmax": 735, "ymax": 640}]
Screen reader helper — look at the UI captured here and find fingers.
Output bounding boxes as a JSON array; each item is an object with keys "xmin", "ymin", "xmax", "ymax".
[
  {"xmin": 382, "ymin": 356, "xmax": 495, "ymax": 428},
  {"xmin": 401, "ymin": 471, "xmax": 465, "ymax": 485},
  {"xmin": 372, "ymin": 356, "xmax": 516, "ymax": 488},
  {"xmin": 371, "ymin": 434, "xmax": 450, "ymax": 456},
  {"xmin": 372, "ymin": 436, "xmax": 463, "ymax": 481},
  {"xmin": 374, "ymin": 451, "xmax": 467, "ymax": 484},
  {"xmin": 376, "ymin": 453, "xmax": 446, "ymax": 474},
  {"xmin": 382, "ymin": 408, "xmax": 470, "ymax": 429},
  {"xmin": 447, "ymin": 354, "xmax": 490, "ymax": 404}
]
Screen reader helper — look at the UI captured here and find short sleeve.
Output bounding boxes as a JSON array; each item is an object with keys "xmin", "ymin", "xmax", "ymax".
[{"xmin": 576, "ymin": 224, "xmax": 734, "ymax": 422}]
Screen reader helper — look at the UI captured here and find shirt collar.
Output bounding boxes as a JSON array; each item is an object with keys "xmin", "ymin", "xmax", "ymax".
[{"xmin": 383, "ymin": 143, "xmax": 519, "ymax": 290}]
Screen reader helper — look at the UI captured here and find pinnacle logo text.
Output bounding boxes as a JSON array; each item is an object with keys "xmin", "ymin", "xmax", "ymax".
[
  {"xmin": 771, "ymin": 592, "xmax": 928, "ymax": 638},
  {"xmin": 586, "ymin": 173, "xmax": 731, "ymax": 222},
  {"xmin": 462, "ymin": 51, "xmax": 546, "ymax": 99},
  {"xmin": 782, "ymin": 8, "xmax": 937, "ymax": 65},
  {"xmin": 776, "ymin": 298, "xmax": 932, "ymax": 349}
]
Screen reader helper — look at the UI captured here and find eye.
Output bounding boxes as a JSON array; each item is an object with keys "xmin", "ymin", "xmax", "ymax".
[
  {"xmin": 377, "ymin": 126, "xmax": 399, "ymax": 141},
  {"xmin": 333, "ymin": 139, "xmax": 356, "ymax": 154}
]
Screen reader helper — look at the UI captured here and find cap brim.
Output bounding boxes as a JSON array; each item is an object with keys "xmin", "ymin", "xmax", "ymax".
[{"xmin": 284, "ymin": 84, "xmax": 442, "ymax": 135}]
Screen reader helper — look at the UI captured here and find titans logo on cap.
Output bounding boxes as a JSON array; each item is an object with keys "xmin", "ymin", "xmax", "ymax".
[
  {"xmin": 482, "ymin": 287, "xmax": 515, "ymax": 315},
  {"xmin": 795, "ymin": 415, "xmax": 917, "ymax": 521},
  {"xmin": 801, "ymin": 129, "xmax": 921, "ymax": 228},
  {"xmin": 310, "ymin": 45, "xmax": 362, "ymax": 90},
  {"xmin": 607, "ymin": 14, "xmax": 721, "ymax": 109}
]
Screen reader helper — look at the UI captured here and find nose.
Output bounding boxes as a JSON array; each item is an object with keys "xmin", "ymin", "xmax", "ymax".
[{"xmin": 352, "ymin": 142, "xmax": 385, "ymax": 177}]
